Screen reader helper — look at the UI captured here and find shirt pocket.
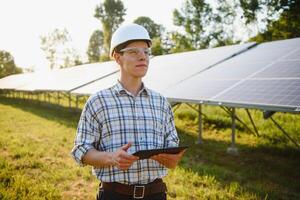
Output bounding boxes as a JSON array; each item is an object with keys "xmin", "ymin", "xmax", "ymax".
[{"xmin": 144, "ymin": 117, "xmax": 165, "ymax": 149}]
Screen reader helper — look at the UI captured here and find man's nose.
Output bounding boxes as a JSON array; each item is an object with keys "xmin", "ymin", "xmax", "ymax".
[{"xmin": 137, "ymin": 51, "xmax": 147, "ymax": 60}]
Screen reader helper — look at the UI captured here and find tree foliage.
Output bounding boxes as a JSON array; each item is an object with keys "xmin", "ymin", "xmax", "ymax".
[
  {"xmin": 94, "ymin": 0, "xmax": 126, "ymax": 60},
  {"xmin": 171, "ymin": 0, "xmax": 299, "ymax": 53},
  {"xmin": 239, "ymin": 0, "xmax": 261, "ymax": 24},
  {"xmin": 134, "ymin": 16, "xmax": 165, "ymax": 56},
  {"xmin": 134, "ymin": 16, "xmax": 164, "ymax": 38},
  {"xmin": 250, "ymin": 0, "xmax": 300, "ymax": 42},
  {"xmin": 40, "ymin": 29, "xmax": 82, "ymax": 69},
  {"xmin": 172, "ymin": 0, "xmax": 237, "ymax": 52},
  {"xmin": 0, "ymin": 50, "xmax": 22, "ymax": 78},
  {"xmin": 87, "ymin": 30, "xmax": 104, "ymax": 63}
]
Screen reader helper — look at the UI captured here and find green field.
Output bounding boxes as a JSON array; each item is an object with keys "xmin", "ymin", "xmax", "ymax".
[{"xmin": 0, "ymin": 97, "xmax": 299, "ymax": 200}]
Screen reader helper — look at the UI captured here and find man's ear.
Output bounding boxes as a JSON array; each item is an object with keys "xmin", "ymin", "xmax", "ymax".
[{"xmin": 113, "ymin": 53, "xmax": 122, "ymax": 65}]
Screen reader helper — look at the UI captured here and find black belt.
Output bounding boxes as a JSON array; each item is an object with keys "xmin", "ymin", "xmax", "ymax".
[{"xmin": 101, "ymin": 179, "xmax": 167, "ymax": 199}]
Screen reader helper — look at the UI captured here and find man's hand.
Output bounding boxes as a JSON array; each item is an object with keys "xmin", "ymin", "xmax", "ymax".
[
  {"xmin": 111, "ymin": 143, "xmax": 139, "ymax": 170},
  {"xmin": 151, "ymin": 149, "xmax": 186, "ymax": 169}
]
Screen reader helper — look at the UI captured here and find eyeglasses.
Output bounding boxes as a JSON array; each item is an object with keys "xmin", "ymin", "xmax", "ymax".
[{"xmin": 119, "ymin": 47, "xmax": 151, "ymax": 57}]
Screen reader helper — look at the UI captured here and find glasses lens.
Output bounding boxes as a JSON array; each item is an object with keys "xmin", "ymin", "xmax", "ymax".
[{"xmin": 120, "ymin": 48, "xmax": 151, "ymax": 56}]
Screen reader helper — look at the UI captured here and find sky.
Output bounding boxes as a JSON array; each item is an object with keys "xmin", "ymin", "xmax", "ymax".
[{"xmin": 0, "ymin": 0, "xmax": 185, "ymax": 71}]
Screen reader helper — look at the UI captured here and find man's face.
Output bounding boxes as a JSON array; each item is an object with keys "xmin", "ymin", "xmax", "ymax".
[{"xmin": 115, "ymin": 41, "xmax": 150, "ymax": 79}]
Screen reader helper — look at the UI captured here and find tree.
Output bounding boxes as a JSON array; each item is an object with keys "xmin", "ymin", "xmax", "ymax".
[
  {"xmin": 60, "ymin": 48, "xmax": 83, "ymax": 68},
  {"xmin": 133, "ymin": 16, "xmax": 166, "ymax": 56},
  {"xmin": 239, "ymin": 0, "xmax": 261, "ymax": 24},
  {"xmin": 171, "ymin": 0, "xmax": 299, "ymax": 53},
  {"xmin": 94, "ymin": 0, "xmax": 126, "ymax": 61},
  {"xmin": 150, "ymin": 37, "xmax": 165, "ymax": 56},
  {"xmin": 172, "ymin": 0, "xmax": 237, "ymax": 52},
  {"xmin": 87, "ymin": 30, "xmax": 104, "ymax": 63},
  {"xmin": 250, "ymin": 0, "xmax": 300, "ymax": 42},
  {"xmin": 40, "ymin": 29, "xmax": 69, "ymax": 69},
  {"xmin": 134, "ymin": 16, "xmax": 164, "ymax": 38},
  {"xmin": 40, "ymin": 28, "xmax": 82, "ymax": 69},
  {"xmin": 166, "ymin": 32, "xmax": 195, "ymax": 53},
  {"xmin": 0, "ymin": 50, "xmax": 22, "ymax": 78}
]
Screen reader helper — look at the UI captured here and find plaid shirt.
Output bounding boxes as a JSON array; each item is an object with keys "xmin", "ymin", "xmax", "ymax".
[{"xmin": 71, "ymin": 82, "xmax": 179, "ymax": 184}]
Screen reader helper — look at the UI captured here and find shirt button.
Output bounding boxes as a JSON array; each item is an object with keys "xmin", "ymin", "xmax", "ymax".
[{"xmin": 140, "ymin": 137, "xmax": 143, "ymax": 141}]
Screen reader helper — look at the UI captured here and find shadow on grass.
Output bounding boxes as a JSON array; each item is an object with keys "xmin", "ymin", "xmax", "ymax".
[
  {"xmin": 204, "ymin": 118, "xmax": 245, "ymax": 132},
  {"xmin": 177, "ymin": 126, "xmax": 300, "ymax": 200},
  {"xmin": 0, "ymin": 97, "xmax": 81, "ymax": 129}
]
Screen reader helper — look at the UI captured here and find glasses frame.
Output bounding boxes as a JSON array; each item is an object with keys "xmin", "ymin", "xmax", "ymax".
[{"xmin": 119, "ymin": 47, "xmax": 152, "ymax": 57}]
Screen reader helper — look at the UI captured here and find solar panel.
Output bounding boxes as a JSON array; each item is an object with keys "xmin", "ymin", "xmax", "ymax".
[
  {"xmin": 0, "ymin": 73, "xmax": 39, "ymax": 90},
  {"xmin": 253, "ymin": 60, "xmax": 300, "ymax": 78},
  {"xmin": 143, "ymin": 42, "xmax": 256, "ymax": 93},
  {"xmin": 213, "ymin": 79, "xmax": 300, "ymax": 111},
  {"xmin": 16, "ymin": 62, "xmax": 119, "ymax": 92},
  {"xmin": 209, "ymin": 38, "xmax": 300, "ymax": 112},
  {"xmin": 285, "ymin": 49, "xmax": 300, "ymax": 60},
  {"xmin": 71, "ymin": 71, "xmax": 120, "ymax": 95},
  {"xmin": 165, "ymin": 37, "xmax": 300, "ymax": 113},
  {"xmin": 188, "ymin": 60, "xmax": 267, "ymax": 80},
  {"xmin": 164, "ymin": 79, "xmax": 239, "ymax": 103}
]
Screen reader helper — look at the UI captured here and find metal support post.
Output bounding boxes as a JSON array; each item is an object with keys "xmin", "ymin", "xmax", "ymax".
[
  {"xmin": 69, "ymin": 93, "xmax": 71, "ymax": 108},
  {"xmin": 245, "ymin": 109, "xmax": 260, "ymax": 137},
  {"xmin": 197, "ymin": 104, "xmax": 203, "ymax": 144},
  {"xmin": 227, "ymin": 107, "xmax": 239, "ymax": 155},
  {"xmin": 270, "ymin": 116, "xmax": 299, "ymax": 148},
  {"xmin": 76, "ymin": 95, "xmax": 79, "ymax": 109},
  {"xmin": 186, "ymin": 103, "xmax": 209, "ymax": 119},
  {"xmin": 172, "ymin": 103, "xmax": 181, "ymax": 114},
  {"xmin": 221, "ymin": 106, "xmax": 257, "ymax": 137}
]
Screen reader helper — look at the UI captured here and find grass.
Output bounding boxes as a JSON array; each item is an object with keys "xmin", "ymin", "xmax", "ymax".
[{"xmin": 0, "ymin": 97, "xmax": 299, "ymax": 200}]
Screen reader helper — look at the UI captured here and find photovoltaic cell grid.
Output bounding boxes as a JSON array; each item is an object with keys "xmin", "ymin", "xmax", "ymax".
[
  {"xmin": 211, "ymin": 38, "xmax": 300, "ymax": 112},
  {"xmin": 0, "ymin": 73, "xmax": 38, "ymax": 90},
  {"xmin": 253, "ymin": 60, "xmax": 300, "ymax": 78},
  {"xmin": 164, "ymin": 78, "xmax": 239, "ymax": 102},
  {"xmin": 71, "ymin": 71, "xmax": 120, "ymax": 95},
  {"xmin": 165, "ymin": 37, "xmax": 300, "ymax": 113},
  {"xmin": 15, "ymin": 62, "xmax": 119, "ymax": 92},
  {"xmin": 143, "ymin": 42, "xmax": 255, "ymax": 93},
  {"xmin": 216, "ymin": 79, "xmax": 300, "ymax": 108}
]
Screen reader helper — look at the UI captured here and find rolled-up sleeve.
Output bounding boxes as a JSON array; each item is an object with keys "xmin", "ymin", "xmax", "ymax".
[
  {"xmin": 164, "ymin": 103, "xmax": 179, "ymax": 147},
  {"xmin": 71, "ymin": 100, "xmax": 102, "ymax": 166}
]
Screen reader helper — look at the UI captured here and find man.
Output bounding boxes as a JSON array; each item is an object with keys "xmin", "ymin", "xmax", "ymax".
[{"xmin": 71, "ymin": 23, "xmax": 185, "ymax": 200}]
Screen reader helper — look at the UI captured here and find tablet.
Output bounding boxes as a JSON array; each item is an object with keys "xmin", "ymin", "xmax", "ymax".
[{"xmin": 132, "ymin": 146, "xmax": 188, "ymax": 159}]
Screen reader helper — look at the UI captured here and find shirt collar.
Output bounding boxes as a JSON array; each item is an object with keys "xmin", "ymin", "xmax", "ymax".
[{"xmin": 113, "ymin": 81, "xmax": 149, "ymax": 97}]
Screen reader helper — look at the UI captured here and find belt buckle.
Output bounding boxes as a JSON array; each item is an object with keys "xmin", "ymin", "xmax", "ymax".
[{"xmin": 133, "ymin": 185, "xmax": 145, "ymax": 199}]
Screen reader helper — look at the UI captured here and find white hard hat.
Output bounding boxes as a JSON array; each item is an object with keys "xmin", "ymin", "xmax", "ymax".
[{"xmin": 110, "ymin": 23, "xmax": 151, "ymax": 57}]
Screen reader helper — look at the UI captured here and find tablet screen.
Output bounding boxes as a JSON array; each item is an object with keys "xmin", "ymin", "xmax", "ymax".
[{"xmin": 132, "ymin": 146, "xmax": 188, "ymax": 159}]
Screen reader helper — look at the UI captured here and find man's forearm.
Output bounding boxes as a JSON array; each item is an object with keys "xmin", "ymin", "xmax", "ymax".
[{"xmin": 82, "ymin": 149, "xmax": 114, "ymax": 168}]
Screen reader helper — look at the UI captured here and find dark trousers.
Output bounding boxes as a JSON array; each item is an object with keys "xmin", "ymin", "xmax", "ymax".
[{"xmin": 96, "ymin": 188, "xmax": 167, "ymax": 200}]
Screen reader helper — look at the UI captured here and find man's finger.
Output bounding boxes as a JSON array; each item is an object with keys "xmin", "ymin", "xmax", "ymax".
[{"xmin": 121, "ymin": 142, "xmax": 132, "ymax": 151}]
